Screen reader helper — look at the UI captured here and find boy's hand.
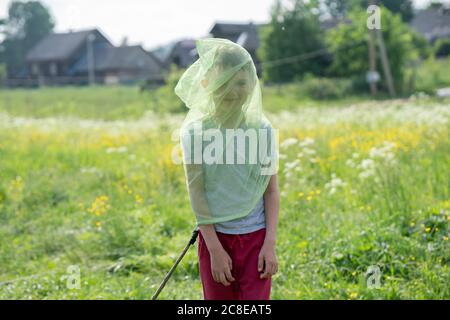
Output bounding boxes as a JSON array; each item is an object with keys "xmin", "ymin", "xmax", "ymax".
[
  {"xmin": 210, "ymin": 247, "xmax": 235, "ymax": 286},
  {"xmin": 258, "ymin": 242, "xmax": 278, "ymax": 279}
]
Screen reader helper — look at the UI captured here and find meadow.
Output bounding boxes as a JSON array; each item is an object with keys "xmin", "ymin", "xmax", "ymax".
[{"xmin": 0, "ymin": 85, "xmax": 448, "ymax": 299}]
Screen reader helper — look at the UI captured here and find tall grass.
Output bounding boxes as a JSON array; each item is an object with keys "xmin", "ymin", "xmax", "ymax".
[{"xmin": 0, "ymin": 88, "xmax": 448, "ymax": 299}]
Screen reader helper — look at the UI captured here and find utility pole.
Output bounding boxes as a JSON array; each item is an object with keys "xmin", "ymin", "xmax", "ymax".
[
  {"xmin": 367, "ymin": 0, "xmax": 378, "ymax": 96},
  {"xmin": 376, "ymin": 29, "xmax": 396, "ymax": 97},
  {"xmin": 368, "ymin": 26, "xmax": 377, "ymax": 96}
]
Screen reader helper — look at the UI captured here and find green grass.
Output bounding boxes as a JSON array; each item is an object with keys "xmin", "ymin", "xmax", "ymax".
[{"xmin": 0, "ymin": 86, "xmax": 448, "ymax": 299}]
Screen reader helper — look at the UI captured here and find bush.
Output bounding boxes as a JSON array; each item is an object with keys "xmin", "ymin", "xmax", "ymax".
[
  {"xmin": 434, "ymin": 39, "xmax": 450, "ymax": 58},
  {"xmin": 415, "ymin": 57, "xmax": 450, "ymax": 93},
  {"xmin": 300, "ymin": 76, "xmax": 352, "ymax": 100},
  {"xmin": 141, "ymin": 65, "xmax": 186, "ymax": 114}
]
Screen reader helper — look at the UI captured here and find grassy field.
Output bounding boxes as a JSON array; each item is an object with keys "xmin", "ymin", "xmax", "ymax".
[{"xmin": 0, "ymin": 86, "xmax": 449, "ymax": 299}]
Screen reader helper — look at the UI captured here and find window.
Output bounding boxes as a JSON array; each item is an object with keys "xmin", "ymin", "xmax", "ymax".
[
  {"xmin": 50, "ymin": 62, "xmax": 58, "ymax": 76},
  {"xmin": 31, "ymin": 63, "xmax": 39, "ymax": 75}
]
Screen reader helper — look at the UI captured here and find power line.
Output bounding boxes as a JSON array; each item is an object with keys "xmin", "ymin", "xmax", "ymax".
[{"xmin": 261, "ymin": 39, "xmax": 367, "ymax": 68}]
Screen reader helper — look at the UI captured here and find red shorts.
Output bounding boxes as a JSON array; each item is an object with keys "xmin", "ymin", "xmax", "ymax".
[{"xmin": 198, "ymin": 228, "xmax": 271, "ymax": 300}]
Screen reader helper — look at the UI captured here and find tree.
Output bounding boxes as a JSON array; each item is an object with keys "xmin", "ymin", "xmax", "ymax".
[
  {"xmin": 376, "ymin": 0, "xmax": 413, "ymax": 22},
  {"xmin": 327, "ymin": 7, "xmax": 418, "ymax": 94},
  {"xmin": 0, "ymin": 1, "xmax": 54, "ymax": 77},
  {"xmin": 261, "ymin": 0, "xmax": 329, "ymax": 83},
  {"xmin": 321, "ymin": 1, "xmax": 414, "ymax": 22},
  {"xmin": 320, "ymin": 0, "xmax": 361, "ymax": 18},
  {"xmin": 428, "ymin": 1, "xmax": 446, "ymax": 9}
]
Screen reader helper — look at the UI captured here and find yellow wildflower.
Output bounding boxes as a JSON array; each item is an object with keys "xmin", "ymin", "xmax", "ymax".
[
  {"xmin": 349, "ymin": 292, "xmax": 358, "ymax": 299},
  {"xmin": 88, "ymin": 195, "xmax": 110, "ymax": 216},
  {"xmin": 135, "ymin": 194, "xmax": 144, "ymax": 204}
]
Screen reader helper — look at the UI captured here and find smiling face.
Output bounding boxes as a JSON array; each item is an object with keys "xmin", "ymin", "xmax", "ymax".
[
  {"xmin": 213, "ymin": 67, "xmax": 253, "ymax": 108},
  {"xmin": 202, "ymin": 45, "xmax": 257, "ymax": 127}
]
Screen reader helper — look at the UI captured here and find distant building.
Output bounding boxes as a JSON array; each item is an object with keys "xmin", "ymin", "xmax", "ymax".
[
  {"xmin": 148, "ymin": 22, "xmax": 265, "ymax": 74},
  {"xmin": 208, "ymin": 22, "xmax": 262, "ymax": 74},
  {"xmin": 7, "ymin": 28, "xmax": 165, "ymax": 87},
  {"xmin": 410, "ymin": 6, "xmax": 450, "ymax": 43},
  {"xmin": 151, "ymin": 39, "xmax": 198, "ymax": 69}
]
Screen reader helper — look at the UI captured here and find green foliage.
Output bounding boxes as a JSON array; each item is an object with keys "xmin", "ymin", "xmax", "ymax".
[
  {"xmin": 411, "ymin": 31, "xmax": 432, "ymax": 59},
  {"xmin": 144, "ymin": 65, "xmax": 186, "ymax": 114},
  {"xmin": 321, "ymin": 0, "xmax": 414, "ymax": 22},
  {"xmin": 300, "ymin": 76, "xmax": 352, "ymax": 100},
  {"xmin": 261, "ymin": 0, "xmax": 329, "ymax": 83},
  {"xmin": 415, "ymin": 57, "xmax": 450, "ymax": 94},
  {"xmin": 321, "ymin": 0, "xmax": 356, "ymax": 18},
  {"xmin": 0, "ymin": 1, "xmax": 54, "ymax": 76},
  {"xmin": 327, "ymin": 8, "xmax": 418, "ymax": 95},
  {"xmin": 370, "ymin": 0, "xmax": 414, "ymax": 22},
  {"xmin": 434, "ymin": 38, "xmax": 450, "ymax": 58},
  {"xmin": 0, "ymin": 89, "xmax": 448, "ymax": 299}
]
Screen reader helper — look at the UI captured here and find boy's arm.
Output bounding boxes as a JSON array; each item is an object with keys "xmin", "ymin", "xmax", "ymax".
[
  {"xmin": 259, "ymin": 174, "xmax": 280, "ymax": 278},
  {"xmin": 263, "ymin": 174, "xmax": 279, "ymax": 246},
  {"xmin": 184, "ymin": 163, "xmax": 221, "ymax": 249},
  {"xmin": 184, "ymin": 163, "xmax": 235, "ymax": 286}
]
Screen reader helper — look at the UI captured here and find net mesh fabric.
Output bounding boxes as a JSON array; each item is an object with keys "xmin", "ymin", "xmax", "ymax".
[{"xmin": 175, "ymin": 38, "xmax": 277, "ymax": 225}]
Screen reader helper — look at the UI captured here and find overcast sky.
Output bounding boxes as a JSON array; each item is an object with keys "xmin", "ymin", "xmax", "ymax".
[{"xmin": 0, "ymin": 0, "xmax": 440, "ymax": 50}]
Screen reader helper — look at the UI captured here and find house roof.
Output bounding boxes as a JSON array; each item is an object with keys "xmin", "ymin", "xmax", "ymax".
[
  {"xmin": 151, "ymin": 38, "xmax": 197, "ymax": 68},
  {"xmin": 410, "ymin": 7, "xmax": 450, "ymax": 41},
  {"xmin": 167, "ymin": 39, "xmax": 197, "ymax": 67},
  {"xmin": 72, "ymin": 44, "xmax": 163, "ymax": 74},
  {"xmin": 151, "ymin": 42, "xmax": 177, "ymax": 63},
  {"xmin": 26, "ymin": 28, "xmax": 112, "ymax": 62},
  {"xmin": 209, "ymin": 22, "xmax": 260, "ymax": 51}
]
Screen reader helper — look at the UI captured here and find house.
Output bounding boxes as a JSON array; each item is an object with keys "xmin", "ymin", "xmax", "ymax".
[
  {"xmin": 410, "ymin": 6, "xmax": 450, "ymax": 43},
  {"xmin": 72, "ymin": 44, "xmax": 165, "ymax": 85},
  {"xmin": 8, "ymin": 28, "xmax": 165, "ymax": 87},
  {"xmin": 208, "ymin": 22, "xmax": 262, "ymax": 74},
  {"xmin": 149, "ymin": 22, "xmax": 264, "ymax": 73},
  {"xmin": 151, "ymin": 38, "xmax": 198, "ymax": 69}
]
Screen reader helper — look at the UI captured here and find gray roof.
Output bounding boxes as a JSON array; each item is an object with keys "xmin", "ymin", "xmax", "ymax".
[
  {"xmin": 151, "ymin": 39, "xmax": 197, "ymax": 68},
  {"xmin": 26, "ymin": 28, "xmax": 112, "ymax": 62},
  {"xmin": 410, "ymin": 8, "xmax": 450, "ymax": 41},
  {"xmin": 209, "ymin": 22, "xmax": 260, "ymax": 51},
  {"xmin": 73, "ymin": 45, "xmax": 163, "ymax": 74},
  {"xmin": 151, "ymin": 42, "xmax": 176, "ymax": 63},
  {"xmin": 167, "ymin": 39, "xmax": 197, "ymax": 68}
]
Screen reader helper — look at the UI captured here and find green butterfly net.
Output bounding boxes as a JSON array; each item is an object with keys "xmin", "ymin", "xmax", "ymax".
[{"xmin": 175, "ymin": 38, "xmax": 278, "ymax": 225}]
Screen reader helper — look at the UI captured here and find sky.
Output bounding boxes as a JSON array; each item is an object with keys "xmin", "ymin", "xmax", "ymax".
[{"xmin": 0, "ymin": 0, "xmax": 439, "ymax": 50}]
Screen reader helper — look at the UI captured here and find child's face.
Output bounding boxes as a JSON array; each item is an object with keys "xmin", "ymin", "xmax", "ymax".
[{"xmin": 213, "ymin": 68, "xmax": 254, "ymax": 114}]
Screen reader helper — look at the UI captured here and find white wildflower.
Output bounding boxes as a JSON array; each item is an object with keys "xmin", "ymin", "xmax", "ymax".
[
  {"xmin": 280, "ymin": 138, "xmax": 298, "ymax": 149},
  {"xmin": 285, "ymin": 159, "xmax": 300, "ymax": 170},
  {"xmin": 299, "ymin": 137, "xmax": 315, "ymax": 148},
  {"xmin": 106, "ymin": 146, "xmax": 128, "ymax": 154},
  {"xmin": 324, "ymin": 173, "xmax": 346, "ymax": 195}
]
